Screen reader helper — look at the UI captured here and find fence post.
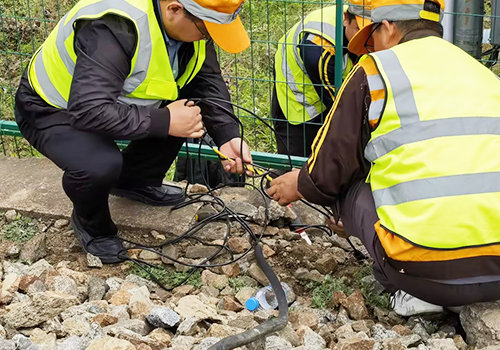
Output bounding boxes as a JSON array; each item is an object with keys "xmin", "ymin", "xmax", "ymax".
[
  {"xmin": 454, "ymin": 0, "xmax": 484, "ymax": 58},
  {"xmin": 334, "ymin": 0, "xmax": 344, "ymax": 94}
]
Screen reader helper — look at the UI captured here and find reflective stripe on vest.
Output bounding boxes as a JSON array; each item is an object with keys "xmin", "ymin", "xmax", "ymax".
[
  {"xmin": 274, "ymin": 6, "xmax": 354, "ymax": 125},
  {"xmin": 28, "ymin": 0, "xmax": 206, "ymax": 109},
  {"xmin": 361, "ymin": 36, "xmax": 500, "ymax": 250}
]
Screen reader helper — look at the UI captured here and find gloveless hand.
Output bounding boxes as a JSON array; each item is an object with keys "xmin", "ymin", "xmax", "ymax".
[
  {"xmin": 267, "ymin": 169, "xmax": 303, "ymax": 206},
  {"xmin": 167, "ymin": 99, "xmax": 204, "ymax": 138},
  {"xmin": 219, "ymin": 137, "xmax": 252, "ymax": 174}
]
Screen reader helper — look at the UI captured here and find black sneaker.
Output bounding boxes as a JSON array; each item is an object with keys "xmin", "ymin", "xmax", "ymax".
[
  {"xmin": 70, "ymin": 211, "xmax": 125, "ymax": 264},
  {"xmin": 110, "ymin": 184, "xmax": 185, "ymax": 206}
]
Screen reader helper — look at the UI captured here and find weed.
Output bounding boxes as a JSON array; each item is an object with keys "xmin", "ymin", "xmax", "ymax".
[
  {"xmin": 2, "ymin": 215, "xmax": 38, "ymax": 242},
  {"xmin": 229, "ymin": 276, "xmax": 249, "ymax": 294},
  {"xmin": 128, "ymin": 263, "xmax": 202, "ymax": 289},
  {"xmin": 307, "ymin": 275, "xmax": 353, "ymax": 309},
  {"xmin": 352, "ymin": 263, "xmax": 391, "ymax": 309}
]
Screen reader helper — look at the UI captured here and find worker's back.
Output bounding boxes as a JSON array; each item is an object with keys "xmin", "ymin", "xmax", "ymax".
[{"xmin": 360, "ymin": 35, "xmax": 500, "ymax": 253}]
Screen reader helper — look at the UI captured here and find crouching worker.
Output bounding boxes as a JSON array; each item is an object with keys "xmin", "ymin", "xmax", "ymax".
[
  {"xmin": 268, "ymin": 0, "xmax": 500, "ymax": 316},
  {"xmin": 15, "ymin": 0, "xmax": 252, "ymax": 264},
  {"xmin": 273, "ymin": 0, "xmax": 371, "ymax": 157}
]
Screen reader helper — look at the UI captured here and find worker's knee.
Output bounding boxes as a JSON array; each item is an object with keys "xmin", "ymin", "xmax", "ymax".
[{"xmin": 64, "ymin": 154, "xmax": 123, "ymax": 191}]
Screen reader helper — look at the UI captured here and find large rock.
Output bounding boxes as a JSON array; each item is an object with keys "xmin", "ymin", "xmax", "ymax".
[
  {"xmin": 103, "ymin": 319, "xmax": 151, "ymax": 337},
  {"xmin": 175, "ymin": 295, "xmax": 219, "ymax": 320},
  {"xmin": 62, "ymin": 316, "xmax": 91, "ymax": 337},
  {"xmin": 47, "ymin": 275, "xmax": 80, "ymax": 298},
  {"xmin": 86, "ymin": 337, "xmax": 135, "ymax": 350},
  {"xmin": 341, "ymin": 291, "xmax": 370, "ymax": 320},
  {"xmin": 4, "ymin": 292, "xmax": 79, "ymax": 328},
  {"xmin": 227, "ymin": 237, "xmax": 251, "ymax": 254},
  {"xmin": 461, "ymin": 301, "xmax": 500, "ymax": 347},
  {"xmin": 265, "ymin": 335, "xmax": 293, "ymax": 350},
  {"xmin": 129, "ymin": 286, "xmax": 153, "ymax": 320},
  {"xmin": 427, "ymin": 339, "xmax": 459, "ymax": 350},
  {"xmin": 12, "ymin": 334, "xmax": 40, "ymax": 350},
  {"xmin": 235, "ymin": 286, "xmax": 256, "ymax": 305},
  {"xmin": 20, "ymin": 233, "xmax": 47, "ymax": 263},
  {"xmin": 247, "ymin": 263, "xmax": 269, "ymax": 286},
  {"xmin": 148, "ymin": 328, "xmax": 172, "ymax": 348},
  {"xmin": 146, "ymin": 307, "xmax": 181, "ymax": 329},
  {"xmin": 26, "ymin": 260, "xmax": 54, "ymax": 278},
  {"xmin": 334, "ymin": 338, "xmax": 376, "ymax": 350},
  {"xmin": 0, "ymin": 273, "xmax": 21, "ymax": 304},
  {"xmin": 55, "ymin": 336, "xmax": 85, "ymax": 350},
  {"xmin": 315, "ymin": 254, "xmax": 338, "ymax": 275},
  {"xmin": 300, "ymin": 326, "xmax": 327, "ymax": 350},
  {"xmin": 289, "ymin": 310, "xmax": 320, "ymax": 331},
  {"xmin": 170, "ymin": 336, "xmax": 196, "ymax": 350},
  {"xmin": 29, "ymin": 328, "xmax": 56, "ymax": 349},
  {"xmin": 0, "ymin": 340, "xmax": 15, "ymax": 350},
  {"xmin": 193, "ymin": 337, "xmax": 221, "ymax": 350},
  {"xmin": 89, "ymin": 277, "xmax": 108, "ymax": 301},
  {"xmin": 177, "ymin": 317, "xmax": 201, "ymax": 336},
  {"xmin": 201, "ymin": 270, "xmax": 229, "ymax": 290},
  {"xmin": 185, "ymin": 245, "xmax": 220, "ymax": 259},
  {"xmin": 206, "ymin": 324, "xmax": 245, "ymax": 338}
]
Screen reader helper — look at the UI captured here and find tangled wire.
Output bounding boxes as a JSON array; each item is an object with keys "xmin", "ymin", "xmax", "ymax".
[{"xmin": 117, "ymin": 97, "xmax": 361, "ymax": 291}]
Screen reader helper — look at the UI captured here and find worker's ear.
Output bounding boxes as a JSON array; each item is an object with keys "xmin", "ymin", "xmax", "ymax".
[
  {"xmin": 163, "ymin": 0, "xmax": 185, "ymax": 20},
  {"xmin": 379, "ymin": 20, "xmax": 401, "ymax": 48}
]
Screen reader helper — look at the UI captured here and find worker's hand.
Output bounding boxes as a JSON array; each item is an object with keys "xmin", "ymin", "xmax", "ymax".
[
  {"xmin": 167, "ymin": 100, "xmax": 204, "ymax": 138},
  {"xmin": 267, "ymin": 169, "xmax": 303, "ymax": 206},
  {"xmin": 219, "ymin": 138, "xmax": 252, "ymax": 174},
  {"xmin": 327, "ymin": 216, "xmax": 347, "ymax": 238}
]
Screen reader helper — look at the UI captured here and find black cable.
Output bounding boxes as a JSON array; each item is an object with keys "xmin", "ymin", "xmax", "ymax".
[{"xmin": 118, "ymin": 97, "xmax": 363, "ymax": 291}]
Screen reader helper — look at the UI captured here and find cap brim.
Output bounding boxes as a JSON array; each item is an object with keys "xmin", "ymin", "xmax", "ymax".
[
  {"xmin": 204, "ymin": 16, "xmax": 250, "ymax": 53},
  {"xmin": 355, "ymin": 15, "xmax": 372, "ymax": 30},
  {"xmin": 347, "ymin": 22, "xmax": 374, "ymax": 56}
]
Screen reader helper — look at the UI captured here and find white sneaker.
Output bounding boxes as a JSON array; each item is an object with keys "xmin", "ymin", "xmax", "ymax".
[{"xmin": 390, "ymin": 290, "xmax": 444, "ymax": 316}]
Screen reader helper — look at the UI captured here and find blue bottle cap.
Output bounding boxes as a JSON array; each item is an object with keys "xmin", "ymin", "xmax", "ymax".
[{"xmin": 246, "ymin": 297, "xmax": 260, "ymax": 311}]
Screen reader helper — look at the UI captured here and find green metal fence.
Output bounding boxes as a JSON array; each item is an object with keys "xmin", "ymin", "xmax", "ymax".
[{"xmin": 1, "ymin": 0, "xmax": 499, "ymax": 170}]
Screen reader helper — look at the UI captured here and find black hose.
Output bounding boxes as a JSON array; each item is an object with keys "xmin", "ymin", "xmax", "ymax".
[{"xmin": 208, "ymin": 244, "xmax": 289, "ymax": 350}]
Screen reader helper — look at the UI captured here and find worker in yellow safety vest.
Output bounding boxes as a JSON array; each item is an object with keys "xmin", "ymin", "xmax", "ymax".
[
  {"xmin": 14, "ymin": 0, "xmax": 252, "ymax": 264},
  {"xmin": 268, "ymin": 0, "xmax": 500, "ymax": 315},
  {"xmin": 273, "ymin": 0, "xmax": 372, "ymax": 157}
]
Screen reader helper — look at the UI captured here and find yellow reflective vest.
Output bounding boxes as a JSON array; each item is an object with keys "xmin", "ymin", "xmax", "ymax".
[
  {"xmin": 275, "ymin": 6, "xmax": 354, "ymax": 125},
  {"xmin": 360, "ymin": 36, "xmax": 500, "ymax": 250},
  {"xmin": 28, "ymin": 0, "xmax": 206, "ymax": 109}
]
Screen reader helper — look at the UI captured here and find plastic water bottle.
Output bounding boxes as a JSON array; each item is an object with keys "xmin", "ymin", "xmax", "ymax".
[{"xmin": 245, "ymin": 282, "xmax": 295, "ymax": 311}]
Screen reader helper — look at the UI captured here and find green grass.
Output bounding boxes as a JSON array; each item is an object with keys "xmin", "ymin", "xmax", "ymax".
[
  {"xmin": 229, "ymin": 276, "xmax": 250, "ymax": 294},
  {"xmin": 2, "ymin": 215, "xmax": 39, "ymax": 242},
  {"xmin": 1, "ymin": 0, "xmax": 499, "ymax": 158},
  {"xmin": 128, "ymin": 263, "xmax": 202, "ymax": 289},
  {"xmin": 307, "ymin": 275, "xmax": 353, "ymax": 309},
  {"xmin": 306, "ymin": 264, "xmax": 390, "ymax": 310}
]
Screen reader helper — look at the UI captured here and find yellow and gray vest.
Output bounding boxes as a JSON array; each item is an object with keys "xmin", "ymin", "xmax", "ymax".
[
  {"xmin": 28, "ymin": 0, "xmax": 206, "ymax": 109},
  {"xmin": 361, "ymin": 36, "xmax": 500, "ymax": 250},
  {"xmin": 275, "ymin": 6, "xmax": 354, "ymax": 125}
]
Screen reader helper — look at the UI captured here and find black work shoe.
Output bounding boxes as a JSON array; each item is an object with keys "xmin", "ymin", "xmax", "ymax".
[
  {"xmin": 110, "ymin": 183, "xmax": 185, "ymax": 206},
  {"xmin": 70, "ymin": 211, "xmax": 125, "ymax": 264}
]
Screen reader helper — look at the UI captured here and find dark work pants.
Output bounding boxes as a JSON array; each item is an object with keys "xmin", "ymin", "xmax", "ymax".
[
  {"xmin": 17, "ymin": 118, "xmax": 184, "ymax": 237},
  {"xmin": 341, "ymin": 180, "xmax": 500, "ymax": 307},
  {"xmin": 271, "ymin": 89, "xmax": 323, "ymax": 158}
]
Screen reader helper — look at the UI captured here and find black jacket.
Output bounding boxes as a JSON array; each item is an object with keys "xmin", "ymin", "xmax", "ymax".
[{"xmin": 15, "ymin": 12, "xmax": 240, "ymax": 146}]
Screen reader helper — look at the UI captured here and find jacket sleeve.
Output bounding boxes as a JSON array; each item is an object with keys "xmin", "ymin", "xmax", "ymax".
[
  {"xmin": 67, "ymin": 15, "xmax": 170, "ymax": 140},
  {"xmin": 297, "ymin": 65, "xmax": 372, "ymax": 206},
  {"xmin": 179, "ymin": 40, "xmax": 240, "ymax": 147},
  {"xmin": 299, "ymin": 34, "xmax": 337, "ymax": 111}
]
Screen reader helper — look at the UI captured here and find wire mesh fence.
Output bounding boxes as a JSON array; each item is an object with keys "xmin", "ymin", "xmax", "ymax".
[{"xmin": 1, "ymin": 0, "xmax": 499, "ymax": 163}]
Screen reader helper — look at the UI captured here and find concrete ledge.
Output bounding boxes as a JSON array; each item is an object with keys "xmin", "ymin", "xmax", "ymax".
[{"xmin": 0, "ymin": 156, "xmax": 176, "ymax": 232}]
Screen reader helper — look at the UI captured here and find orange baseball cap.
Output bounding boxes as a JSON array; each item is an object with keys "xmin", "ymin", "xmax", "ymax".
[
  {"xmin": 179, "ymin": 0, "xmax": 250, "ymax": 53},
  {"xmin": 348, "ymin": 0, "xmax": 445, "ymax": 56},
  {"xmin": 347, "ymin": 0, "xmax": 373, "ymax": 31}
]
